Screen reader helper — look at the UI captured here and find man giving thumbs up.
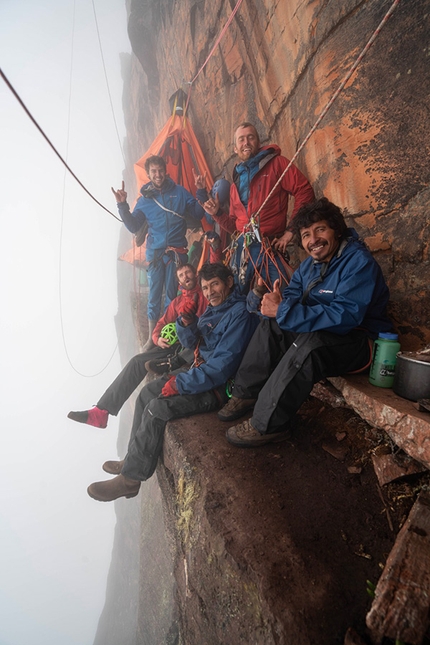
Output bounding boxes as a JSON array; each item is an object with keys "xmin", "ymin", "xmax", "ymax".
[{"xmin": 217, "ymin": 198, "xmax": 393, "ymax": 447}]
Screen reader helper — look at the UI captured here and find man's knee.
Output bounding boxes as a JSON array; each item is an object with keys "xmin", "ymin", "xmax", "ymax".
[
  {"xmin": 144, "ymin": 395, "xmax": 176, "ymax": 422},
  {"xmin": 138, "ymin": 379, "xmax": 164, "ymax": 408},
  {"xmin": 128, "ymin": 353, "xmax": 147, "ymax": 370}
]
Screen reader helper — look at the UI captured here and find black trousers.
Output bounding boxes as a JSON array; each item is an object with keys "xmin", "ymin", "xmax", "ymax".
[
  {"xmin": 97, "ymin": 344, "xmax": 180, "ymax": 415},
  {"xmin": 121, "ymin": 376, "xmax": 228, "ymax": 481},
  {"xmin": 233, "ymin": 319, "xmax": 371, "ymax": 434}
]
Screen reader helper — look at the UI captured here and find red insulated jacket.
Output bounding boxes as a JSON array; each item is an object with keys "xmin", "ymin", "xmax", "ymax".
[
  {"xmin": 214, "ymin": 145, "xmax": 315, "ymax": 238},
  {"xmin": 152, "ymin": 283, "xmax": 207, "ymax": 344}
]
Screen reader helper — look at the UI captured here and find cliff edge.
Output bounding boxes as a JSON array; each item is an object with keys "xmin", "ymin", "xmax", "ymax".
[{"xmin": 94, "ymin": 1, "xmax": 430, "ymax": 643}]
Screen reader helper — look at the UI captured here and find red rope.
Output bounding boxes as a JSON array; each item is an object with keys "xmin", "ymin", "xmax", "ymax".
[
  {"xmin": 0, "ymin": 67, "xmax": 122, "ymax": 222},
  {"xmin": 251, "ymin": 0, "xmax": 401, "ymax": 225},
  {"xmin": 190, "ymin": 0, "xmax": 244, "ymax": 84},
  {"xmin": 244, "ymin": 236, "xmax": 293, "ymax": 292},
  {"xmin": 184, "ymin": 0, "xmax": 244, "ymax": 116}
]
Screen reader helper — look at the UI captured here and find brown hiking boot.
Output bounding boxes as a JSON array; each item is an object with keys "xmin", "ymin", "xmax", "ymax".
[
  {"xmin": 102, "ymin": 459, "xmax": 125, "ymax": 475},
  {"xmin": 217, "ymin": 396, "xmax": 257, "ymax": 422},
  {"xmin": 226, "ymin": 419, "xmax": 290, "ymax": 448},
  {"xmin": 87, "ymin": 474, "xmax": 141, "ymax": 502}
]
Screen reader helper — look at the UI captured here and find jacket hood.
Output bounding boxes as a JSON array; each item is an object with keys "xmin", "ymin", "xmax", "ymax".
[
  {"xmin": 140, "ymin": 176, "xmax": 176, "ymax": 198},
  {"xmin": 177, "ymin": 282, "xmax": 202, "ymax": 298},
  {"xmin": 233, "ymin": 144, "xmax": 281, "ymax": 181}
]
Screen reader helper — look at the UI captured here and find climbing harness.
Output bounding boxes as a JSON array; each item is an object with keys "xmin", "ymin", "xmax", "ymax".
[{"xmin": 221, "ymin": 0, "xmax": 401, "ymax": 293}]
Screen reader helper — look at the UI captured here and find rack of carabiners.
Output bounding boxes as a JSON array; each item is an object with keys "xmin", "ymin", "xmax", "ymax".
[{"xmin": 223, "ymin": 213, "xmax": 294, "ymax": 291}]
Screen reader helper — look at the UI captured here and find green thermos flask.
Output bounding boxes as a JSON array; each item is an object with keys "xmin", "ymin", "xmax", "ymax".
[{"xmin": 369, "ymin": 332, "xmax": 401, "ymax": 388}]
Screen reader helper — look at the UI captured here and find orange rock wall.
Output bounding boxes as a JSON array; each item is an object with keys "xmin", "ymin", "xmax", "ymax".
[{"xmin": 123, "ymin": 0, "xmax": 430, "ymax": 349}]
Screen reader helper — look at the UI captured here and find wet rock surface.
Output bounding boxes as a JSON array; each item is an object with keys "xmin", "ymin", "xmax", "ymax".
[
  {"xmin": 93, "ymin": 380, "xmax": 430, "ymax": 645},
  {"xmin": 123, "ymin": 0, "xmax": 430, "ymax": 350},
  {"xmin": 157, "ymin": 397, "xmax": 430, "ymax": 644}
]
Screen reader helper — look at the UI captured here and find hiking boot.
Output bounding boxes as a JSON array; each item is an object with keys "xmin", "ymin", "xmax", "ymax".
[
  {"xmin": 217, "ymin": 396, "xmax": 257, "ymax": 422},
  {"xmin": 226, "ymin": 419, "xmax": 290, "ymax": 448},
  {"xmin": 145, "ymin": 358, "xmax": 171, "ymax": 376},
  {"xmin": 87, "ymin": 474, "xmax": 141, "ymax": 502},
  {"xmin": 102, "ymin": 459, "xmax": 125, "ymax": 475},
  {"xmin": 68, "ymin": 406, "xmax": 109, "ymax": 428}
]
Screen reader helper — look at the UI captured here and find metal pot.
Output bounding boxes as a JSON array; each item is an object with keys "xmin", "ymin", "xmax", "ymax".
[{"xmin": 393, "ymin": 351, "xmax": 430, "ymax": 401}]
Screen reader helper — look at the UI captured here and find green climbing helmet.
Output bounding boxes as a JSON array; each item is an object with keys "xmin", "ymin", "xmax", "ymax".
[{"xmin": 160, "ymin": 322, "xmax": 178, "ymax": 345}]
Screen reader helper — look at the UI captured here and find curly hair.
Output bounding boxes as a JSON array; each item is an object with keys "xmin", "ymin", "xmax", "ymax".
[
  {"xmin": 291, "ymin": 198, "xmax": 348, "ymax": 248},
  {"xmin": 176, "ymin": 263, "xmax": 196, "ymax": 275},
  {"xmin": 144, "ymin": 155, "xmax": 167, "ymax": 174}
]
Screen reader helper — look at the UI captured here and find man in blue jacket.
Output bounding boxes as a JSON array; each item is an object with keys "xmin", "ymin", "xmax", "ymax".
[
  {"xmin": 87, "ymin": 263, "xmax": 259, "ymax": 502},
  {"xmin": 218, "ymin": 197, "xmax": 393, "ymax": 447},
  {"xmin": 112, "ymin": 155, "xmax": 207, "ymax": 350}
]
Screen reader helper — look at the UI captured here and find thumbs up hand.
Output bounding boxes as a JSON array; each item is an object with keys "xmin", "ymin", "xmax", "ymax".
[
  {"xmin": 261, "ymin": 279, "xmax": 283, "ymax": 318},
  {"xmin": 273, "ymin": 279, "xmax": 282, "ymax": 299}
]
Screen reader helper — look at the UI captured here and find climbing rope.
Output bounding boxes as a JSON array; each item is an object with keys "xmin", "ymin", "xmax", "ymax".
[
  {"xmin": 1, "ymin": 1, "xmax": 130, "ymax": 377},
  {"xmin": 190, "ymin": 0, "xmax": 245, "ymax": 85},
  {"xmin": 56, "ymin": 0, "xmax": 124, "ymax": 377},
  {"xmin": 91, "ymin": 0, "xmax": 126, "ymax": 166},
  {"xmin": 184, "ymin": 0, "xmax": 245, "ymax": 117},
  {"xmin": 0, "ymin": 67, "xmax": 121, "ymax": 222},
  {"xmin": 251, "ymin": 0, "xmax": 401, "ymax": 227},
  {"xmin": 179, "ymin": 0, "xmax": 400, "ymax": 292}
]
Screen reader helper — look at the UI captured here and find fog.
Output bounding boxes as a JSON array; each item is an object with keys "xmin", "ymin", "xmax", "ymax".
[{"xmin": 0, "ymin": 2, "xmax": 134, "ymax": 643}]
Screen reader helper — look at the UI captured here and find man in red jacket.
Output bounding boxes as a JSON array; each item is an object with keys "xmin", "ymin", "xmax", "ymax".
[
  {"xmin": 204, "ymin": 122, "xmax": 315, "ymax": 293},
  {"xmin": 67, "ymin": 263, "xmax": 207, "ymax": 429}
]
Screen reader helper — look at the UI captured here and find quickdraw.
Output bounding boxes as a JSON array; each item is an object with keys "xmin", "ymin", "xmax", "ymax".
[
  {"xmin": 191, "ymin": 338, "xmax": 205, "ymax": 368},
  {"xmin": 166, "ymin": 246, "xmax": 188, "ymax": 267}
]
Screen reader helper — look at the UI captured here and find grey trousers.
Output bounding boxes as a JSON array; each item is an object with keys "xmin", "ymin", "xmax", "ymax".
[
  {"xmin": 122, "ymin": 376, "xmax": 227, "ymax": 481},
  {"xmin": 233, "ymin": 319, "xmax": 371, "ymax": 434},
  {"xmin": 97, "ymin": 344, "xmax": 180, "ymax": 415}
]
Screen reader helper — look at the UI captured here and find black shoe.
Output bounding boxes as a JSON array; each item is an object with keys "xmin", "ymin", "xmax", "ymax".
[
  {"xmin": 145, "ymin": 358, "xmax": 171, "ymax": 375},
  {"xmin": 145, "ymin": 354, "xmax": 187, "ymax": 376}
]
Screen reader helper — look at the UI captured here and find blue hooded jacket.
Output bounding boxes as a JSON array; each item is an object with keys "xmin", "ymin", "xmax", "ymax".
[
  {"xmin": 175, "ymin": 287, "xmax": 259, "ymax": 395},
  {"xmin": 117, "ymin": 177, "xmax": 205, "ymax": 262},
  {"xmin": 275, "ymin": 229, "xmax": 392, "ymax": 338}
]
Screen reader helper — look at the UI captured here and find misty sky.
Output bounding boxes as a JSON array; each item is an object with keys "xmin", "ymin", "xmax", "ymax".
[{"xmin": 0, "ymin": 2, "xmax": 134, "ymax": 644}]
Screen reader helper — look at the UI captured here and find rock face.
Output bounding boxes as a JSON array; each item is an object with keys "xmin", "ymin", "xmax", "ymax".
[
  {"xmin": 122, "ymin": 0, "xmax": 429, "ymax": 350},
  {"xmin": 93, "ymin": 3, "xmax": 430, "ymax": 644},
  {"xmin": 155, "ymin": 409, "xmax": 399, "ymax": 645}
]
